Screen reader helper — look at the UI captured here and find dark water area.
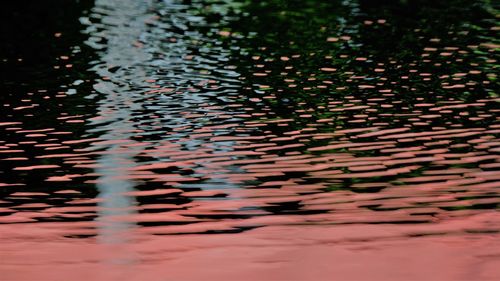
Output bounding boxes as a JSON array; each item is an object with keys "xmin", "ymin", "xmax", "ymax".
[{"xmin": 0, "ymin": 0, "xmax": 499, "ymax": 280}]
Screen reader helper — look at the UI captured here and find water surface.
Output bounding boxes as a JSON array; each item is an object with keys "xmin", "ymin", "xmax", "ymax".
[{"xmin": 0, "ymin": 0, "xmax": 499, "ymax": 280}]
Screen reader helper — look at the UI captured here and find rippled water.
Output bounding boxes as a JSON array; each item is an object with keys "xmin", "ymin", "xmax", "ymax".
[{"xmin": 1, "ymin": 0, "xmax": 499, "ymax": 280}]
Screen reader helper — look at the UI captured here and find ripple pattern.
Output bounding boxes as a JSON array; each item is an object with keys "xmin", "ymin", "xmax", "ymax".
[{"xmin": 0, "ymin": 0, "xmax": 498, "ymax": 244}]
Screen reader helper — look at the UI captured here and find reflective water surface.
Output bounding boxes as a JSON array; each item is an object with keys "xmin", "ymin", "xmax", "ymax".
[{"xmin": 0, "ymin": 0, "xmax": 499, "ymax": 280}]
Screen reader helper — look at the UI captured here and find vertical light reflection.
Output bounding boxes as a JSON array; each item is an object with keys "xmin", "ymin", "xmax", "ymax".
[
  {"xmin": 82, "ymin": 0, "xmax": 246, "ymax": 247},
  {"xmin": 83, "ymin": 0, "xmax": 154, "ymax": 257}
]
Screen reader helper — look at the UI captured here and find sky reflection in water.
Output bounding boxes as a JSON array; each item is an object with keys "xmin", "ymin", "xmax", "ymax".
[{"xmin": 0, "ymin": 0, "xmax": 499, "ymax": 280}]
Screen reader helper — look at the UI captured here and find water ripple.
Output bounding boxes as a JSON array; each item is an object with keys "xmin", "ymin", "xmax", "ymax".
[{"xmin": 0, "ymin": 0, "xmax": 498, "ymax": 279}]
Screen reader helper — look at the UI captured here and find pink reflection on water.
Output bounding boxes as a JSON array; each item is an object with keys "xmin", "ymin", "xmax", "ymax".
[{"xmin": 0, "ymin": 212, "xmax": 498, "ymax": 281}]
